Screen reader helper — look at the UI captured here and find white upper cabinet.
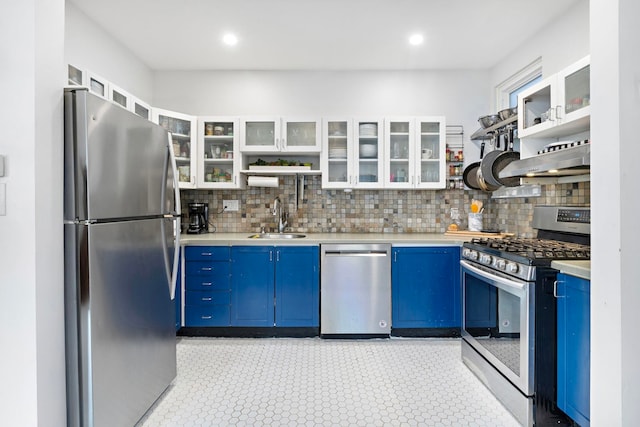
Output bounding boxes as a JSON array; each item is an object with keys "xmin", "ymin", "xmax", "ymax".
[
  {"xmin": 67, "ymin": 64, "xmax": 85, "ymax": 86},
  {"xmin": 518, "ymin": 55, "xmax": 590, "ymax": 139},
  {"xmin": 414, "ymin": 117, "xmax": 446, "ymax": 189},
  {"xmin": 383, "ymin": 118, "xmax": 414, "ymax": 189},
  {"xmin": 152, "ymin": 108, "xmax": 197, "ymax": 189},
  {"xmin": 321, "ymin": 119, "xmax": 354, "ymax": 189},
  {"xmin": 383, "ymin": 117, "xmax": 446, "ymax": 189},
  {"xmin": 132, "ymin": 97, "xmax": 152, "ymax": 121},
  {"xmin": 109, "ymin": 84, "xmax": 131, "ymax": 110},
  {"xmin": 240, "ymin": 117, "xmax": 321, "ymax": 153},
  {"xmin": 354, "ymin": 119, "xmax": 385, "ymax": 189},
  {"xmin": 197, "ymin": 117, "xmax": 244, "ymax": 189},
  {"xmin": 86, "ymin": 70, "xmax": 110, "ymax": 100}
]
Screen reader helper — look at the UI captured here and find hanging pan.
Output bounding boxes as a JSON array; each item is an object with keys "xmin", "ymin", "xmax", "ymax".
[
  {"xmin": 476, "ymin": 133, "xmax": 503, "ymax": 191},
  {"xmin": 490, "ymin": 126, "xmax": 521, "ymax": 187},
  {"xmin": 462, "ymin": 141, "xmax": 485, "ymax": 190}
]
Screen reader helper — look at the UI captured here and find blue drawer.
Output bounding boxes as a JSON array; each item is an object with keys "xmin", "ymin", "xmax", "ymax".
[
  {"xmin": 185, "ymin": 246, "xmax": 230, "ymax": 261},
  {"xmin": 185, "ymin": 274, "xmax": 230, "ymax": 291},
  {"xmin": 185, "ymin": 305, "xmax": 230, "ymax": 327},
  {"xmin": 185, "ymin": 261, "xmax": 230, "ymax": 277},
  {"xmin": 185, "ymin": 290, "xmax": 231, "ymax": 306}
]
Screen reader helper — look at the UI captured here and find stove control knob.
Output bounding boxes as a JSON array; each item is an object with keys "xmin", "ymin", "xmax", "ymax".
[
  {"xmin": 464, "ymin": 249, "xmax": 478, "ymax": 261},
  {"xmin": 480, "ymin": 254, "xmax": 492, "ymax": 265},
  {"xmin": 496, "ymin": 259, "xmax": 507, "ymax": 270},
  {"xmin": 508, "ymin": 263, "xmax": 519, "ymax": 274}
]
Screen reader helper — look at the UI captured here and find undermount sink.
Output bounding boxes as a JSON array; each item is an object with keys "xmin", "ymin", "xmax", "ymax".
[{"xmin": 247, "ymin": 233, "xmax": 307, "ymax": 239}]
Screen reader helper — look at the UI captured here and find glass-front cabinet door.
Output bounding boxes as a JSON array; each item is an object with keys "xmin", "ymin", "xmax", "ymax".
[
  {"xmin": 321, "ymin": 119, "xmax": 353, "ymax": 189},
  {"xmin": 282, "ymin": 118, "xmax": 321, "ymax": 153},
  {"xmin": 384, "ymin": 118, "xmax": 414, "ymax": 189},
  {"xmin": 518, "ymin": 56, "xmax": 590, "ymax": 139},
  {"xmin": 152, "ymin": 108, "xmax": 197, "ymax": 189},
  {"xmin": 415, "ymin": 117, "xmax": 446, "ymax": 189},
  {"xmin": 517, "ymin": 75, "xmax": 558, "ymax": 138},
  {"xmin": 354, "ymin": 119, "xmax": 384, "ymax": 189},
  {"xmin": 198, "ymin": 117, "xmax": 242, "ymax": 189},
  {"xmin": 558, "ymin": 55, "xmax": 590, "ymax": 125},
  {"xmin": 240, "ymin": 117, "xmax": 280, "ymax": 153}
]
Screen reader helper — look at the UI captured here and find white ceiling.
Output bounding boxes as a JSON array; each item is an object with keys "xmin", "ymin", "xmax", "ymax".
[{"xmin": 69, "ymin": 0, "xmax": 581, "ymax": 71}]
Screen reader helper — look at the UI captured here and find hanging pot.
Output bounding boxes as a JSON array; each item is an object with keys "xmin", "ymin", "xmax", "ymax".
[
  {"xmin": 477, "ymin": 133, "xmax": 504, "ymax": 191},
  {"xmin": 462, "ymin": 141, "xmax": 485, "ymax": 190},
  {"xmin": 490, "ymin": 126, "xmax": 521, "ymax": 187}
]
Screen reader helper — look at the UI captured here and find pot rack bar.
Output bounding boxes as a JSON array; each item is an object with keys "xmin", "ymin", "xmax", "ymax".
[{"xmin": 470, "ymin": 115, "xmax": 517, "ymax": 140}]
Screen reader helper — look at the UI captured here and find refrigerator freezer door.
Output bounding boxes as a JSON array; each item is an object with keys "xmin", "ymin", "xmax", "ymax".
[
  {"xmin": 64, "ymin": 89, "xmax": 174, "ymax": 221},
  {"xmin": 65, "ymin": 218, "xmax": 176, "ymax": 427}
]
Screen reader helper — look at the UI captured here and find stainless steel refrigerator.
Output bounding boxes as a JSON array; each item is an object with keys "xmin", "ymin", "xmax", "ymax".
[{"xmin": 63, "ymin": 88, "xmax": 181, "ymax": 427}]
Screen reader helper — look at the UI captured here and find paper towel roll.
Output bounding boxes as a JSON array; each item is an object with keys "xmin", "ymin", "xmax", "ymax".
[{"xmin": 247, "ymin": 176, "xmax": 279, "ymax": 187}]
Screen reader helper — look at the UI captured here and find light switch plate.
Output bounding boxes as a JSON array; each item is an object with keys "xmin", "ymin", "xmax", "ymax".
[
  {"xmin": 0, "ymin": 155, "xmax": 5, "ymax": 177},
  {"xmin": 223, "ymin": 200, "xmax": 239, "ymax": 212},
  {"xmin": 0, "ymin": 183, "xmax": 6, "ymax": 215}
]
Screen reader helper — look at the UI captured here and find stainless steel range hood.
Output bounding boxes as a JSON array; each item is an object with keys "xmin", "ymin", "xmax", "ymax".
[{"xmin": 499, "ymin": 143, "xmax": 590, "ymax": 178}]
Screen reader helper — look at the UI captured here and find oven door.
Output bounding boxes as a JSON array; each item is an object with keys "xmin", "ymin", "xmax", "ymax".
[{"xmin": 461, "ymin": 259, "xmax": 534, "ymax": 396}]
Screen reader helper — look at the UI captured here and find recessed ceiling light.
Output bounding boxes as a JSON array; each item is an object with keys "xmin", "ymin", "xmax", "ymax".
[
  {"xmin": 409, "ymin": 34, "xmax": 424, "ymax": 46},
  {"xmin": 222, "ymin": 33, "xmax": 238, "ymax": 46}
]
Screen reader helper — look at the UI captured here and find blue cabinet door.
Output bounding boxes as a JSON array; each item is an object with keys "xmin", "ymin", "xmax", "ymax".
[
  {"xmin": 175, "ymin": 251, "xmax": 182, "ymax": 331},
  {"xmin": 231, "ymin": 246, "xmax": 275, "ymax": 327},
  {"xmin": 392, "ymin": 247, "xmax": 461, "ymax": 328},
  {"xmin": 557, "ymin": 273, "xmax": 590, "ymax": 427},
  {"xmin": 275, "ymin": 246, "xmax": 319, "ymax": 327}
]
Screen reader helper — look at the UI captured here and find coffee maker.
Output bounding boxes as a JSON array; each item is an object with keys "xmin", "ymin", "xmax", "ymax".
[{"xmin": 187, "ymin": 202, "xmax": 209, "ymax": 234}]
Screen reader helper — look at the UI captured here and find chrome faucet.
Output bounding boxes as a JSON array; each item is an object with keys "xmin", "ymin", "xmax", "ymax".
[{"xmin": 272, "ymin": 196, "xmax": 288, "ymax": 233}]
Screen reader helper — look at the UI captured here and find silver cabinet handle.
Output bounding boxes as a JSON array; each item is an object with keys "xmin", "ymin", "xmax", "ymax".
[
  {"xmin": 201, "ymin": 315, "xmax": 212, "ymax": 320},
  {"xmin": 202, "ymin": 297, "xmax": 212, "ymax": 301},
  {"xmin": 201, "ymin": 267, "xmax": 212, "ymax": 271},
  {"xmin": 202, "ymin": 282, "xmax": 212, "ymax": 286},
  {"xmin": 553, "ymin": 280, "xmax": 565, "ymax": 298},
  {"xmin": 201, "ymin": 252, "xmax": 212, "ymax": 256}
]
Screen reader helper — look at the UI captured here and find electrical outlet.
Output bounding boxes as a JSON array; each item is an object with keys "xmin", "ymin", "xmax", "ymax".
[{"xmin": 223, "ymin": 200, "xmax": 239, "ymax": 212}]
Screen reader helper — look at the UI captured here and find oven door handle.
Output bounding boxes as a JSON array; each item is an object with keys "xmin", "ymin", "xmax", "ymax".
[{"xmin": 461, "ymin": 260, "xmax": 527, "ymax": 292}]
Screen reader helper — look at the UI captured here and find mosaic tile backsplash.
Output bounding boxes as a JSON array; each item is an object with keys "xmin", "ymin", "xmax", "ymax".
[{"xmin": 181, "ymin": 178, "xmax": 589, "ymax": 237}]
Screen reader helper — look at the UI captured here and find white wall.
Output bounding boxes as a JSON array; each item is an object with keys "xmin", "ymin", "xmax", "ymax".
[
  {"xmin": 0, "ymin": 0, "xmax": 66, "ymax": 426},
  {"xmin": 591, "ymin": 0, "xmax": 640, "ymax": 424},
  {"xmin": 154, "ymin": 69, "xmax": 490, "ymax": 161},
  {"xmin": 489, "ymin": 0, "xmax": 590, "ymax": 108},
  {"xmin": 65, "ymin": 2, "xmax": 154, "ymax": 102}
]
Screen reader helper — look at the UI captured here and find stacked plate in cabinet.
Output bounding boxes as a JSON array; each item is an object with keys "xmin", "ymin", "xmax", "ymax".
[
  {"xmin": 359, "ymin": 123, "xmax": 377, "ymax": 137},
  {"xmin": 329, "ymin": 147, "xmax": 348, "ymax": 159}
]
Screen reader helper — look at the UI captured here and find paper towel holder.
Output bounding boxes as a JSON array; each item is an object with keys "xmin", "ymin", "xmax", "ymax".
[{"xmin": 247, "ymin": 175, "xmax": 279, "ymax": 188}]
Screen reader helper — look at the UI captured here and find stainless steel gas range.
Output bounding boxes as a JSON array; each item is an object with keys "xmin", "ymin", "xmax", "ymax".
[{"xmin": 460, "ymin": 206, "xmax": 590, "ymax": 427}]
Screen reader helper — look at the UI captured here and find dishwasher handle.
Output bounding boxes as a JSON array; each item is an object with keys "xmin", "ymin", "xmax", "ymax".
[{"xmin": 324, "ymin": 250, "xmax": 388, "ymax": 257}]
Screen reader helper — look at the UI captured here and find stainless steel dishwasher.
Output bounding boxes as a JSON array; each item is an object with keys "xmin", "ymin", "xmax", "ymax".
[{"xmin": 320, "ymin": 243, "xmax": 391, "ymax": 337}]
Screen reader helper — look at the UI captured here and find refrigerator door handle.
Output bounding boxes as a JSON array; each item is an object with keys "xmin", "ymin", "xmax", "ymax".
[{"xmin": 162, "ymin": 134, "xmax": 182, "ymax": 300}]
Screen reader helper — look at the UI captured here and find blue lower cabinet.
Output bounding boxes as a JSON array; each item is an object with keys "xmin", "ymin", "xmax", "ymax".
[
  {"xmin": 275, "ymin": 246, "xmax": 319, "ymax": 327},
  {"xmin": 184, "ymin": 246, "xmax": 231, "ymax": 327},
  {"xmin": 175, "ymin": 251, "xmax": 182, "ymax": 331},
  {"xmin": 231, "ymin": 245, "xmax": 320, "ymax": 328},
  {"xmin": 557, "ymin": 273, "xmax": 590, "ymax": 427},
  {"xmin": 392, "ymin": 247, "xmax": 461, "ymax": 328},
  {"xmin": 231, "ymin": 246, "xmax": 274, "ymax": 327}
]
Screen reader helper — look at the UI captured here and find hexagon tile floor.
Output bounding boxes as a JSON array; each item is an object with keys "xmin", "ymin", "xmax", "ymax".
[{"xmin": 137, "ymin": 337, "xmax": 521, "ymax": 427}]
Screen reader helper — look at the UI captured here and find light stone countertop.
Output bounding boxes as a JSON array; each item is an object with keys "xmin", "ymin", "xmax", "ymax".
[
  {"xmin": 550, "ymin": 260, "xmax": 591, "ymax": 281},
  {"xmin": 180, "ymin": 232, "xmax": 467, "ymax": 247}
]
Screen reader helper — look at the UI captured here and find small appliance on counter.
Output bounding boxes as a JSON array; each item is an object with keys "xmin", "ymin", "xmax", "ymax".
[{"xmin": 187, "ymin": 202, "xmax": 209, "ymax": 234}]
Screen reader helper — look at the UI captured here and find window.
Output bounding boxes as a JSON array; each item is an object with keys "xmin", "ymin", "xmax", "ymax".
[
  {"xmin": 495, "ymin": 57, "xmax": 543, "ymax": 110},
  {"xmin": 509, "ymin": 75, "xmax": 542, "ymax": 108}
]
